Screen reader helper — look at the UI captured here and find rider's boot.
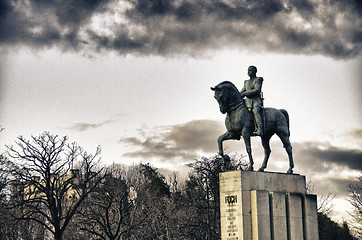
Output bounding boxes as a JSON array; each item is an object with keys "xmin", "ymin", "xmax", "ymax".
[{"xmin": 253, "ymin": 111, "xmax": 263, "ymax": 136}]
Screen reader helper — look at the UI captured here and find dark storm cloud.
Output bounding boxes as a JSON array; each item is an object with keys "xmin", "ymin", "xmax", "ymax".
[
  {"xmin": 163, "ymin": 120, "xmax": 225, "ymax": 153},
  {"xmin": 119, "ymin": 120, "xmax": 224, "ymax": 162},
  {"xmin": 0, "ymin": 0, "xmax": 111, "ymax": 50},
  {"xmin": 307, "ymin": 174, "xmax": 360, "ymax": 197},
  {"xmin": 0, "ymin": 0, "xmax": 361, "ymax": 58},
  {"xmin": 120, "ymin": 136, "xmax": 196, "ymax": 161},
  {"xmin": 321, "ymin": 176, "xmax": 360, "ymax": 196},
  {"xmin": 294, "ymin": 141, "xmax": 362, "ymax": 172}
]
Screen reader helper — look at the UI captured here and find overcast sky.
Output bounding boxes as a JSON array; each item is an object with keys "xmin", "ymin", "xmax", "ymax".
[{"xmin": 1, "ymin": 0, "xmax": 361, "ymax": 221}]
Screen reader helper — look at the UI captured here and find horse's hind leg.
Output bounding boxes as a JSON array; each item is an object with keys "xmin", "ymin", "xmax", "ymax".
[
  {"xmin": 242, "ymin": 133, "xmax": 254, "ymax": 171},
  {"xmin": 278, "ymin": 133, "xmax": 294, "ymax": 173},
  {"xmin": 258, "ymin": 134, "xmax": 272, "ymax": 172}
]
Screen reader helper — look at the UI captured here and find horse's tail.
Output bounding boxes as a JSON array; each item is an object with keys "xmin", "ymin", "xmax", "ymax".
[{"xmin": 280, "ymin": 109, "xmax": 290, "ymax": 136}]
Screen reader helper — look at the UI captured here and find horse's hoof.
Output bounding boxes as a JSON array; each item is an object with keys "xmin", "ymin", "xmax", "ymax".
[
  {"xmin": 287, "ymin": 168, "xmax": 293, "ymax": 174},
  {"xmin": 246, "ymin": 165, "xmax": 254, "ymax": 171},
  {"xmin": 257, "ymin": 167, "xmax": 264, "ymax": 172}
]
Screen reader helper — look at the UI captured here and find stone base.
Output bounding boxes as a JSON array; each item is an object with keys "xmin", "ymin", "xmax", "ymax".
[{"xmin": 220, "ymin": 171, "xmax": 319, "ymax": 240}]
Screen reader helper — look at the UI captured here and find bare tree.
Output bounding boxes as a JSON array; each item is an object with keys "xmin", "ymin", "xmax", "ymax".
[
  {"xmin": 306, "ymin": 181, "xmax": 335, "ymax": 215},
  {"xmin": 6, "ymin": 132, "xmax": 105, "ymax": 240},
  {"xmin": 0, "ymin": 154, "xmax": 18, "ymax": 239},
  {"xmin": 348, "ymin": 175, "xmax": 362, "ymax": 238},
  {"xmin": 77, "ymin": 167, "xmax": 144, "ymax": 240},
  {"xmin": 1, "ymin": 155, "xmax": 39, "ymax": 240}
]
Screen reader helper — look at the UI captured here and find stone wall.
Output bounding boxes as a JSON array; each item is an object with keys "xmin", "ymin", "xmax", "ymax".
[{"xmin": 220, "ymin": 171, "xmax": 319, "ymax": 240}]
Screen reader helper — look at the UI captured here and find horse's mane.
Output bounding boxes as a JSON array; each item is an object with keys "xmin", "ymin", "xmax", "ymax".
[{"xmin": 218, "ymin": 81, "xmax": 240, "ymax": 93}]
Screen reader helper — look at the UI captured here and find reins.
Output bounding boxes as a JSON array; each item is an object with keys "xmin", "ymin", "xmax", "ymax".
[{"xmin": 228, "ymin": 100, "xmax": 244, "ymax": 113}]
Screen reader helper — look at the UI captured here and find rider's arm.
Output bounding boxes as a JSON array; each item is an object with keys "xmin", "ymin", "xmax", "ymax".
[
  {"xmin": 240, "ymin": 81, "xmax": 247, "ymax": 97},
  {"xmin": 243, "ymin": 78, "xmax": 263, "ymax": 98}
]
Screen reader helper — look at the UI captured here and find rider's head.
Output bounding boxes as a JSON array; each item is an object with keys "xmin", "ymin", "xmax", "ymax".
[{"xmin": 247, "ymin": 66, "xmax": 257, "ymax": 77}]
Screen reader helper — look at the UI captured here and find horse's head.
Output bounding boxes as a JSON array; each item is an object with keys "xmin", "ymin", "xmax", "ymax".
[
  {"xmin": 211, "ymin": 81, "xmax": 242, "ymax": 114},
  {"xmin": 211, "ymin": 85, "xmax": 228, "ymax": 114}
]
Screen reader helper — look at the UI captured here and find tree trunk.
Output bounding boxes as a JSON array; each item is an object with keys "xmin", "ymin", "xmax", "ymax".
[{"xmin": 54, "ymin": 233, "xmax": 62, "ymax": 240}]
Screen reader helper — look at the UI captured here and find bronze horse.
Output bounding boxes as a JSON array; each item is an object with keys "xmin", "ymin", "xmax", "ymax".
[{"xmin": 211, "ymin": 81, "xmax": 294, "ymax": 173}]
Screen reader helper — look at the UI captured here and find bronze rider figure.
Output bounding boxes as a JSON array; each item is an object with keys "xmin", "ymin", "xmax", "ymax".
[{"xmin": 240, "ymin": 65, "xmax": 263, "ymax": 136}]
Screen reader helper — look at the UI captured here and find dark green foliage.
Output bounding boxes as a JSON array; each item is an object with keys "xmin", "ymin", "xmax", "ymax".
[
  {"xmin": 140, "ymin": 163, "xmax": 170, "ymax": 198},
  {"xmin": 129, "ymin": 163, "xmax": 171, "ymax": 239},
  {"xmin": 182, "ymin": 154, "xmax": 245, "ymax": 239},
  {"xmin": 318, "ymin": 213, "xmax": 356, "ymax": 240}
]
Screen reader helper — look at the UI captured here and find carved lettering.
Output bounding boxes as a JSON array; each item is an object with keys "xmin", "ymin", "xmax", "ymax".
[
  {"xmin": 226, "ymin": 208, "xmax": 237, "ymax": 212},
  {"xmin": 225, "ymin": 195, "xmax": 237, "ymax": 204}
]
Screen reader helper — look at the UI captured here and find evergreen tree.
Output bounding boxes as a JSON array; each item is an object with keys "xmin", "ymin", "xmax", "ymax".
[{"xmin": 318, "ymin": 213, "xmax": 356, "ymax": 240}]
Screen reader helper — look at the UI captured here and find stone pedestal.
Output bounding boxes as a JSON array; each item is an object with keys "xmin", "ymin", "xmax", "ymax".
[{"xmin": 220, "ymin": 171, "xmax": 319, "ymax": 240}]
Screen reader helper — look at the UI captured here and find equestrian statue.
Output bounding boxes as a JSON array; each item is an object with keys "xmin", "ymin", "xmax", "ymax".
[{"xmin": 211, "ymin": 66, "xmax": 294, "ymax": 173}]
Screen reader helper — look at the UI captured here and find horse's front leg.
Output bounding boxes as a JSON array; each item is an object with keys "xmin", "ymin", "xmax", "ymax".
[
  {"xmin": 217, "ymin": 131, "xmax": 233, "ymax": 161},
  {"xmin": 242, "ymin": 131, "xmax": 254, "ymax": 171}
]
